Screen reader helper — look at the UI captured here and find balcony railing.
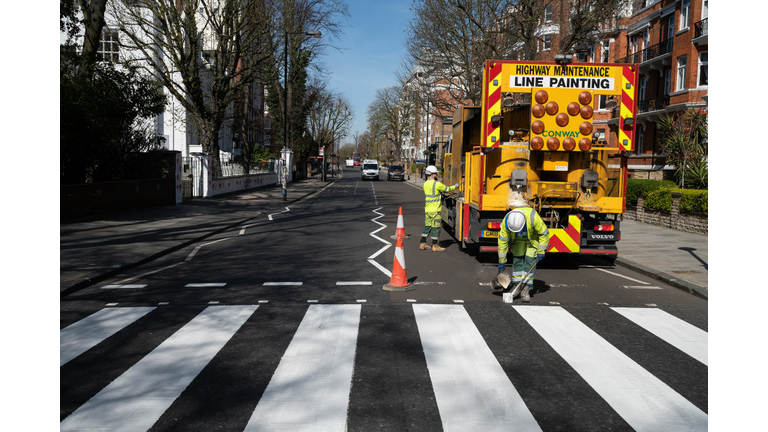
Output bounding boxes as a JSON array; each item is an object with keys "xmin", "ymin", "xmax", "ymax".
[
  {"xmin": 694, "ymin": 18, "xmax": 708, "ymax": 39},
  {"xmin": 637, "ymin": 95, "xmax": 670, "ymax": 114},
  {"xmin": 618, "ymin": 38, "xmax": 674, "ymax": 65}
]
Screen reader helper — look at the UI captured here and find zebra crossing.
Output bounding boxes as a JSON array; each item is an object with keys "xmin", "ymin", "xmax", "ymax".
[{"xmin": 60, "ymin": 303, "xmax": 707, "ymax": 431}]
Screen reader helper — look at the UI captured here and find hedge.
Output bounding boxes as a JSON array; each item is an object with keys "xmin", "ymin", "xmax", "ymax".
[
  {"xmin": 626, "ymin": 178, "xmax": 676, "ymax": 206},
  {"xmin": 642, "ymin": 188, "xmax": 708, "ymax": 214}
]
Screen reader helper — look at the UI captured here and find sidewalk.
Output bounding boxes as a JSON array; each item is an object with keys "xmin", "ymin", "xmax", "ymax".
[
  {"xmin": 404, "ymin": 174, "xmax": 708, "ymax": 299},
  {"xmin": 61, "ymin": 171, "xmax": 707, "ymax": 299}
]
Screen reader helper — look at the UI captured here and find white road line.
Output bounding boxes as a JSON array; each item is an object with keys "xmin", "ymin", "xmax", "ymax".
[
  {"xmin": 413, "ymin": 304, "xmax": 541, "ymax": 431},
  {"xmin": 185, "ymin": 238, "xmax": 230, "ymax": 262},
  {"xmin": 239, "ymin": 224, "xmax": 252, "ymax": 235},
  {"xmin": 371, "ymin": 181, "xmax": 378, "ymax": 205},
  {"xmin": 268, "ymin": 207, "xmax": 291, "ymax": 221},
  {"xmin": 612, "ymin": 307, "xmax": 708, "ymax": 366},
  {"xmin": 368, "ymin": 207, "xmax": 392, "ymax": 277},
  {"xmin": 185, "ymin": 283, "xmax": 227, "ymax": 288},
  {"xmin": 594, "ymin": 267, "xmax": 650, "ymax": 284},
  {"xmin": 263, "ymin": 282, "xmax": 303, "ymax": 286},
  {"xmin": 244, "ymin": 305, "xmax": 361, "ymax": 432},
  {"xmin": 336, "ymin": 281, "xmax": 373, "ymax": 286},
  {"xmin": 101, "ymin": 284, "xmax": 147, "ymax": 289},
  {"xmin": 60, "ymin": 307, "xmax": 155, "ymax": 367},
  {"xmin": 108, "ymin": 262, "xmax": 185, "ymax": 286},
  {"xmin": 622, "ymin": 285, "xmax": 662, "ymax": 290},
  {"xmin": 514, "ymin": 306, "xmax": 707, "ymax": 431},
  {"xmin": 61, "ymin": 306, "xmax": 258, "ymax": 432}
]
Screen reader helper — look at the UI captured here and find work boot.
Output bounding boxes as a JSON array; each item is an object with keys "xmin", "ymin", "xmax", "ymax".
[
  {"xmin": 520, "ymin": 285, "xmax": 531, "ymax": 303},
  {"xmin": 420, "ymin": 242, "xmax": 429, "ymax": 250},
  {"xmin": 431, "ymin": 244, "xmax": 446, "ymax": 252}
]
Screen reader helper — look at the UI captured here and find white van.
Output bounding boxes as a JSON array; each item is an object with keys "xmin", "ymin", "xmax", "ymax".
[{"xmin": 361, "ymin": 159, "xmax": 379, "ymax": 181}]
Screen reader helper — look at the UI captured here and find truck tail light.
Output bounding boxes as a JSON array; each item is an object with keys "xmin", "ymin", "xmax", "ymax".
[
  {"xmin": 487, "ymin": 222, "xmax": 502, "ymax": 229},
  {"xmin": 594, "ymin": 224, "xmax": 614, "ymax": 232}
]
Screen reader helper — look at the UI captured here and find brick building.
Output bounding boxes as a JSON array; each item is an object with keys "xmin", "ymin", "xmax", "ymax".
[{"xmin": 530, "ymin": 0, "xmax": 708, "ymax": 179}]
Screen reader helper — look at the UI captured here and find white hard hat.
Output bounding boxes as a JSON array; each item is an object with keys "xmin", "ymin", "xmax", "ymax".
[
  {"xmin": 505, "ymin": 210, "xmax": 526, "ymax": 233},
  {"xmin": 425, "ymin": 165, "xmax": 438, "ymax": 175}
]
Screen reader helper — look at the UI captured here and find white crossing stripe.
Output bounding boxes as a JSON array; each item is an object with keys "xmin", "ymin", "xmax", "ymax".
[
  {"xmin": 244, "ymin": 305, "xmax": 361, "ymax": 432},
  {"xmin": 514, "ymin": 306, "xmax": 707, "ymax": 432},
  {"xmin": 60, "ymin": 305, "xmax": 258, "ymax": 432},
  {"xmin": 185, "ymin": 282, "xmax": 227, "ymax": 287},
  {"xmin": 412, "ymin": 304, "xmax": 541, "ymax": 432},
  {"xmin": 612, "ymin": 307, "xmax": 708, "ymax": 366},
  {"xmin": 60, "ymin": 307, "xmax": 155, "ymax": 366},
  {"xmin": 101, "ymin": 284, "xmax": 147, "ymax": 289}
]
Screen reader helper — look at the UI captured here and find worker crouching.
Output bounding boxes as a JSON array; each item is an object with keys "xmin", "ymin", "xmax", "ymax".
[{"xmin": 497, "ymin": 203, "xmax": 550, "ymax": 302}]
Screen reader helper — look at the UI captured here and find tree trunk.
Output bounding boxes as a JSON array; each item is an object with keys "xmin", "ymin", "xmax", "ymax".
[{"xmin": 78, "ymin": 0, "xmax": 108, "ymax": 80}]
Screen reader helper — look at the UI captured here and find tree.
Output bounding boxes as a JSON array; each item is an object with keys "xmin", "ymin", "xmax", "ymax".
[
  {"xmin": 60, "ymin": 0, "xmax": 166, "ymax": 184},
  {"xmin": 61, "ymin": 60, "xmax": 167, "ymax": 184},
  {"xmin": 366, "ymin": 86, "xmax": 413, "ymax": 162},
  {"xmin": 306, "ymin": 81, "xmax": 352, "ymax": 160},
  {"xmin": 559, "ymin": 0, "xmax": 630, "ymax": 55},
  {"xmin": 402, "ymin": 0, "xmax": 516, "ymax": 110},
  {"xmin": 261, "ymin": 0, "xmax": 349, "ymax": 176},
  {"xmin": 657, "ymin": 109, "xmax": 708, "ymax": 189},
  {"xmin": 110, "ymin": 0, "xmax": 272, "ymax": 177}
]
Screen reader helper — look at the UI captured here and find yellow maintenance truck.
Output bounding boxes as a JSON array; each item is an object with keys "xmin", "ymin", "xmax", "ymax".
[{"xmin": 441, "ymin": 58, "xmax": 639, "ymax": 259}]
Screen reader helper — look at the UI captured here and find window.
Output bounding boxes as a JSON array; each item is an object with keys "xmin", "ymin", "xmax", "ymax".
[
  {"xmin": 601, "ymin": 40, "xmax": 610, "ymax": 63},
  {"xmin": 97, "ymin": 28, "xmax": 120, "ymax": 63},
  {"xmin": 635, "ymin": 125, "xmax": 645, "ymax": 155},
  {"xmin": 667, "ymin": 15, "xmax": 675, "ymax": 39},
  {"xmin": 698, "ymin": 51, "xmax": 708, "ymax": 87},
  {"xmin": 680, "ymin": 0, "xmax": 690, "ymax": 30},
  {"xmin": 545, "ymin": 5, "xmax": 553, "ymax": 22},
  {"xmin": 543, "ymin": 34, "xmax": 551, "ymax": 51},
  {"xmin": 664, "ymin": 69, "xmax": 671, "ymax": 95},
  {"xmin": 676, "ymin": 55, "xmax": 687, "ymax": 91}
]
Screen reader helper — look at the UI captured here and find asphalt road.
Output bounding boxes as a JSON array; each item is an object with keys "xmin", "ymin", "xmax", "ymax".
[{"xmin": 60, "ymin": 166, "xmax": 708, "ymax": 431}]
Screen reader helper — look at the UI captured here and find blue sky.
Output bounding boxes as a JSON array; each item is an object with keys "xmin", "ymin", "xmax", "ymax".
[{"xmin": 318, "ymin": 0, "xmax": 412, "ymax": 145}]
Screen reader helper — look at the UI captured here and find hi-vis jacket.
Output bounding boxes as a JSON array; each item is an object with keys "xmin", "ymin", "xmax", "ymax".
[
  {"xmin": 498, "ymin": 206, "xmax": 550, "ymax": 263},
  {"xmin": 423, "ymin": 179, "xmax": 457, "ymax": 213}
]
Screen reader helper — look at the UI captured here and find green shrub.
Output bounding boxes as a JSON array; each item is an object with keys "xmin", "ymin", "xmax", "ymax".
[
  {"xmin": 677, "ymin": 189, "xmax": 708, "ymax": 214},
  {"xmin": 640, "ymin": 188, "xmax": 708, "ymax": 214},
  {"xmin": 626, "ymin": 178, "xmax": 675, "ymax": 206},
  {"xmin": 643, "ymin": 189, "xmax": 673, "ymax": 212}
]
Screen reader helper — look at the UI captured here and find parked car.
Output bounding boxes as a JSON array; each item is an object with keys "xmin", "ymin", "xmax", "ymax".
[
  {"xmin": 361, "ymin": 159, "xmax": 380, "ymax": 180},
  {"xmin": 387, "ymin": 164, "xmax": 405, "ymax": 181}
]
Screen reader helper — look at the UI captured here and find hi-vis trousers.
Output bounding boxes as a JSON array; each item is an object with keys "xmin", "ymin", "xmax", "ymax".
[
  {"xmin": 421, "ymin": 211, "xmax": 441, "ymax": 244},
  {"xmin": 512, "ymin": 254, "xmax": 537, "ymax": 289}
]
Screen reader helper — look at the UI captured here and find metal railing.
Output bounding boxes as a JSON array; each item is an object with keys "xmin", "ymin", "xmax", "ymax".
[
  {"xmin": 618, "ymin": 38, "xmax": 674, "ymax": 65},
  {"xmin": 694, "ymin": 18, "xmax": 708, "ymax": 39},
  {"xmin": 637, "ymin": 95, "xmax": 670, "ymax": 114}
]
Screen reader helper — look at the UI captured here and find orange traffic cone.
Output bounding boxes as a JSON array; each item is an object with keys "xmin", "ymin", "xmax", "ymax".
[
  {"xmin": 383, "ymin": 234, "xmax": 413, "ymax": 291},
  {"xmin": 390, "ymin": 206, "xmax": 410, "ymax": 239}
]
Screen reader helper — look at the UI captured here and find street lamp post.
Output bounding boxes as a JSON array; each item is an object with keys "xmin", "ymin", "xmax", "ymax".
[{"xmin": 283, "ymin": 30, "xmax": 322, "ymax": 201}]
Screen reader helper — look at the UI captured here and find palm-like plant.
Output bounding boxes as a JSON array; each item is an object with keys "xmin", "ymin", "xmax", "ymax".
[{"xmin": 657, "ymin": 109, "xmax": 708, "ymax": 189}]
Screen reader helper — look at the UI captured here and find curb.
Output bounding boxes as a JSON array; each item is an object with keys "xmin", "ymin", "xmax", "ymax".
[{"xmin": 614, "ymin": 257, "xmax": 708, "ymax": 300}]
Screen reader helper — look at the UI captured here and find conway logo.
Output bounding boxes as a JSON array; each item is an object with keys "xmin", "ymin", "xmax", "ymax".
[{"xmin": 542, "ymin": 130, "xmax": 582, "ymax": 138}]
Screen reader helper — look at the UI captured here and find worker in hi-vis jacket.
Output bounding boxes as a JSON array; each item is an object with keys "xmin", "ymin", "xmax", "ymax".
[
  {"xmin": 497, "ymin": 205, "xmax": 550, "ymax": 302},
  {"xmin": 420, "ymin": 165, "xmax": 458, "ymax": 252}
]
